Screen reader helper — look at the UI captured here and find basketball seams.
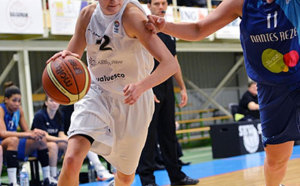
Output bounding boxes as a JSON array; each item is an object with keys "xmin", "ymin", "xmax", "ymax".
[
  {"xmin": 43, "ymin": 84, "xmax": 69, "ymax": 104},
  {"xmin": 63, "ymin": 58, "xmax": 81, "ymax": 102},
  {"xmin": 55, "ymin": 57, "xmax": 79, "ymax": 95},
  {"xmin": 42, "ymin": 64, "xmax": 71, "ymax": 104},
  {"xmin": 74, "ymin": 58, "xmax": 91, "ymax": 99},
  {"xmin": 46, "ymin": 62, "xmax": 78, "ymax": 102}
]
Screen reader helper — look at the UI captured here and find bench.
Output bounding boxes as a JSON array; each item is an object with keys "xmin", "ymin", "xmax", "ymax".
[
  {"xmin": 177, "ymin": 115, "xmax": 232, "ymax": 124},
  {"xmin": 175, "ymin": 108, "xmax": 217, "ymax": 116},
  {"xmin": 176, "ymin": 112, "xmax": 232, "ymax": 143},
  {"xmin": 178, "ymin": 136, "xmax": 210, "ymax": 143},
  {"xmin": 28, "ymin": 157, "xmax": 41, "ymax": 186},
  {"xmin": 176, "ymin": 126, "xmax": 210, "ymax": 134},
  {"xmin": 176, "ymin": 127, "xmax": 211, "ymax": 143}
]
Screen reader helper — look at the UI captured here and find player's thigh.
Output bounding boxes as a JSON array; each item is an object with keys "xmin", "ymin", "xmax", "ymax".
[
  {"xmin": 47, "ymin": 141, "xmax": 58, "ymax": 151},
  {"xmin": 64, "ymin": 135, "xmax": 91, "ymax": 164},
  {"xmin": 24, "ymin": 138, "xmax": 39, "ymax": 156},
  {"xmin": 1, "ymin": 137, "xmax": 19, "ymax": 150},
  {"xmin": 264, "ymin": 141, "xmax": 294, "ymax": 163}
]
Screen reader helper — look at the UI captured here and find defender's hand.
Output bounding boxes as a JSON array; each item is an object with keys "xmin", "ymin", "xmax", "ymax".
[{"xmin": 146, "ymin": 15, "xmax": 166, "ymax": 34}]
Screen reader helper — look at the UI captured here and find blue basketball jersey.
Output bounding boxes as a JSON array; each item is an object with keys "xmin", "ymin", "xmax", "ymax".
[
  {"xmin": 240, "ymin": 0, "xmax": 300, "ymax": 86},
  {"xmin": 0, "ymin": 103, "xmax": 20, "ymax": 132},
  {"xmin": 31, "ymin": 108, "xmax": 64, "ymax": 137}
]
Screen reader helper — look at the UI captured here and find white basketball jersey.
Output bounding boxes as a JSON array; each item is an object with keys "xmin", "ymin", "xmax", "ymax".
[{"xmin": 86, "ymin": 0, "xmax": 154, "ymax": 98}]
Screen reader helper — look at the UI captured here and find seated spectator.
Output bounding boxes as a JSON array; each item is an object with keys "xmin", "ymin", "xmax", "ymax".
[
  {"xmin": 31, "ymin": 95, "xmax": 68, "ymax": 179},
  {"xmin": 0, "ymin": 84, "xmax": 56, "ymax": 186},
  {"xmin": 60, "ymin": 104, "xmax": 114, "ymax": 181},
  {"xmin": 238, "ymin": 81, "xmax": 260, "ymax": 121}
]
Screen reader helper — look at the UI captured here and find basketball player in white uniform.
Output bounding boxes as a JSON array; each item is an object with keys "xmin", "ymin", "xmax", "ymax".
[{"xmin": 47, "ymin": 0, "xmax": 179, "ymax": 185}]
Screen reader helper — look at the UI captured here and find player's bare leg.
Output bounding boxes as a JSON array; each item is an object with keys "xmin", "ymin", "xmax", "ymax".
[
  {"xmin": 115, "ymin": 170, "xmax": 135, "ymax": 186},
  {"xmin": 58, "ymin": 135, "xmax": 91, "ymax": 186},
  {"xmin": 264, "ymin": 141, "xmax": 293, "ymax": 186},
  {"xmin": 47, "ymin": 142, "xmax": 58, "ymax": 168}
]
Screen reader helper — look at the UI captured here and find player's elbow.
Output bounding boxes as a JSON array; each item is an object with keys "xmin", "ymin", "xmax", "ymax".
[{"xmin": 191, "ymin": 22, "xmax": 205, "ymax": 41}]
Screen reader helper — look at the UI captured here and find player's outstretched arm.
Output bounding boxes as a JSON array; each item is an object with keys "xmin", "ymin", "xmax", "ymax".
[
  {"xmin": 122, "ymin": 3, "xmax": 179, "ymax": 105},
  {"xmin": 147, "ymin": 0, "xmax": 243, "ymax": 41}
]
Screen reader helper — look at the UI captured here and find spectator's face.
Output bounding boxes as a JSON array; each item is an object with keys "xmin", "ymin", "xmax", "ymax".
[
  {"xmin": 248, "ymin": 83, "xmax": 258, "ymax": 96},
  {"xmin": 98, "ymin": 0, "xmax": 123, "ymax": 15},
  {"xmin": 148, "ymin": 0, "xmax": 168, "ymax": 17},
  {"xmin": 45, "ymin": 97, "xmax": 60, "ymax": 112},
  {"xmin": 5, "ymin": 94, "xmax": 21, "ymax": 113}
]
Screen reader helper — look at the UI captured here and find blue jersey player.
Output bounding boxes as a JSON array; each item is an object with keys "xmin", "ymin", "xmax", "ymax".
[
  {"xmin": 147, "ymin": 0, "xmax": 300, "ymax": 185},
  {"xmin": 0, "ymin": 85, "xmax": 56, "ymax": 185}
]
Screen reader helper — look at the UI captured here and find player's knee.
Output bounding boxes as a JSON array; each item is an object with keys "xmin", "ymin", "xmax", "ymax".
[
  {"xmin": 41, "ymin": 136, "xmax": 48, "ymax": 145},
  {"xmin": 58, "ymin": 142, "xmax": 67, "ymax": 151},
  {"xmin": 117, "ymin": 172, "xmax": 134, "ymax": 185},
  {"xmin": 6, "ymin": 137, "xmax": 19, "ymax": 149},
  {"xmin": 265, "ymin": 157, "xmax": 288, "ymax": 170},
  {"xmin": 36, "ymin": 137, "xmax": 48, "ymax": 149},
  {"xmin": 47, "ymin": 142, "xmax": 58, "ymax": 152},
  {"xmin": 63, "ymin": 154, "xmax": 82, "ymax": 172},
  {"xmin": 118, "ymin": 176, "xmax": 133, "ymax": 185}
]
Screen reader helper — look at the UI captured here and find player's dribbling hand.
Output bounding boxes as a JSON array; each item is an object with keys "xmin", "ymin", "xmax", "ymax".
[
  {"xmin": 123, "ymin": 84, "xmax": 143, "ymax": 105},
  {"xmin": 146, "ymin": 15, "xmax": 166, "ymax": 34},
  {"xmin": 46, "ymin": 50, "xmax": 80, "ymax": 64}
]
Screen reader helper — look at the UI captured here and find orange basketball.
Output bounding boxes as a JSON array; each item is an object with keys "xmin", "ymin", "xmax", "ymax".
[{"xmin": 42, "ymin": 56, "xmax": 91, "ymax": 105}]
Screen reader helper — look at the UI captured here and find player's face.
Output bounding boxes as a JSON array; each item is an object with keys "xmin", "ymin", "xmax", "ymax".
[
  {"xmin": 5, "ymin": 94, "xmax": 21, "ymax": 113},
  {"xmin": 148, "ymin": 0, "xmax": 168, "ymax": 17},
  {"xmin": 45, "ymin": 97, "xmax": 60, "ymax": 112},
  {"xmin": 98, "ymin": 0, "xmax": 123, "ymax": 15}
]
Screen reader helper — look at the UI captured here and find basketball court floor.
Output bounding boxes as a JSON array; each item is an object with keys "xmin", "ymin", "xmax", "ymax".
[{"xmin": 80, "ymin": 145, "xmax": 300, "ymax": 186}]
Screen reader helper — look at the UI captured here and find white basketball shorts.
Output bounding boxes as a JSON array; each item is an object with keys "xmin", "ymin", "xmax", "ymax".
[{"xmin": 68, "ymin": 84, "xmax": 154, "ymax": 175}]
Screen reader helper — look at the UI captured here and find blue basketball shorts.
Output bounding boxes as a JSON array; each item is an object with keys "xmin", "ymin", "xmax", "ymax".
[
  {"xmin": 0, "ymin": 138, "xmax": 26, "ymax": 160},
  {"xmin": 17, "ymin": 138, "xmax": 28, "ymax": 161},
  {"xmin": 0, "ymin": 138, "xmax": 27, "ymax": 160},
  {"xmin": 257, "ymin": 83, "xmax": 300, "ymax": 147}
]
